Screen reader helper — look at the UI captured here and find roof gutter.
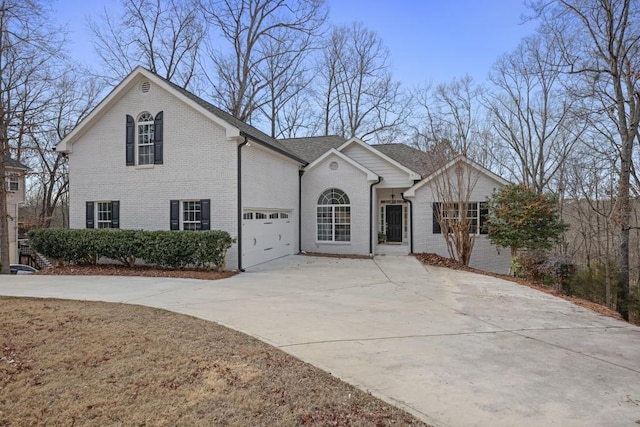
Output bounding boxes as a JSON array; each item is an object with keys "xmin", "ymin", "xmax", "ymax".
[
  {"xmin": 237, "ymin": 136, "xmax": 249, "ymax": 272},
  {"xmin": 401, "ymin": 192, "xmax": 414, "ymax": 254},
  {"xmin": 369, "ymin": 176, "xmax": 383, "ymax": 255},
  {"xmin": 239, "ymin": 131, "xmax": 308, "ymax": 166}
]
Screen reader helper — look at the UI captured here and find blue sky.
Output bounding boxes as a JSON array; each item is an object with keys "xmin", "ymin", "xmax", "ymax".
[{"xmin": 55, "ymin": 0, "xmax": 537, "ymax": 87}]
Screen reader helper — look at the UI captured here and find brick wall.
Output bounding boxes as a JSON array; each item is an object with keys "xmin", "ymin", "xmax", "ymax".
[
  {"xmin": 301, "ymin": 154, "xmax": 372, "ymax": 255},
  {"xmin": 68, "ymin": 76, "xmax": 240, "ymax": 268},
  {"xmin": 411, "ymin": 166, "xmax": 511, "ymax": 274}
]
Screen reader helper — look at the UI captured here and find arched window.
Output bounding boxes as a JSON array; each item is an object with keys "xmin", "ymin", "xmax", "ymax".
[
  {"xmin": 317, "ymin": 188, "xmax": 350, "ymax": 242},
  {"xmin": 138, "ymin": 112, "xmax": 154, "ymax": 165}
]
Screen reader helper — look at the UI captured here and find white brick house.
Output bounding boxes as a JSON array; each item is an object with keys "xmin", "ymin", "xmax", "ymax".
[{"xmin": 57, "ymin": 67, "xmax": 511, "ymax": 273}]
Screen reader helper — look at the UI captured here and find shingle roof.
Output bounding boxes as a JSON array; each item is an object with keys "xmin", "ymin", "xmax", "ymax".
[
  {"xmin": 158, "ymin": 73, "xmax": 306, "ymax": 164},
  {"xmin": 372, "ymin": 143, "xmax": 438, "ymax": 176},
  {"xmin": 5, "ymin": 157, "xmax": 28, "ymax": 170},
  {"xmin": 279, "ymin": 137, "xmax": 440, "ymax": 177},
  {"xmin": 279, "ymin": 136, "xmax": 346, "ymax": 163}
]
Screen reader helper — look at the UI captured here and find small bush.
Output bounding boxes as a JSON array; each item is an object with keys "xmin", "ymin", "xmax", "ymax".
[
  {"xmin": 514, "ymin": 251, "xmax": 576, "ymax": 293},
  {"xmin": 28, "ymin": 229, "xmax": 235, "ymax": 271},
  {"xmin": 96, "ymin": 229, "xmax": 144, "ymax": 267},
  {"xmin": 538, "ymin": 254, "xmax": 576, "ymax": 293},
  {"xmin": 513, "ymin": 250, "xmax": 548, "ymax": 283}
]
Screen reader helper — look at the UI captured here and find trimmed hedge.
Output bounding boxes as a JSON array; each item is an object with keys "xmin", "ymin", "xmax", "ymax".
[{"xmin": 28, "ymin": 228, "xmax": 235, "ymax": 271}]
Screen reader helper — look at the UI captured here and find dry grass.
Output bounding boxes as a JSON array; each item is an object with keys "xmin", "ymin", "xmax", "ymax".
[{"xmin": 0, "ymin": 298, "xmax": 427, "ymax": 426}]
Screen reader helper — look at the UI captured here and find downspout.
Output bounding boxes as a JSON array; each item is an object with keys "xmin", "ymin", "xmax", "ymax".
[
  {"xmin": 401, "ymin": 192, "xmax": 414, "ymax": 254},
  {"xmin": 298, "ymin": 169, "xmax": 304, "ymax": 253},
  {"xmin": 237, "ymin": 136, "xmax": 249, "ymax": 272},
  {"xmin": 369, "ymin": 176, "xmax": 383, "ymax": 255}
]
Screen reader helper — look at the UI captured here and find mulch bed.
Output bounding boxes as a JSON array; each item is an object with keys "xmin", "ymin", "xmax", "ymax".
[
  {"xmin": 35, "ymin": 264, "xmax": 236, "ymax": 281},
  {"xmin": 414, "ymin": 252, "xmax": 623, "ymax": 321}
]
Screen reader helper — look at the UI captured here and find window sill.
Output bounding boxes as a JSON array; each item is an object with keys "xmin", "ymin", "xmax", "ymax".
[
  {"xmin": 315, "ymin": 241, "xmax": 351, "ymax": 245},
  {"xmin": 135, "ymin": 164, "xmax": 154, "ymax": 170}
]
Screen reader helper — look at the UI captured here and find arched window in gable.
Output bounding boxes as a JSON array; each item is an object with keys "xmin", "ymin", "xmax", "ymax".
[
  {"xmin": 137, "ymin": 112, "xmax": 154, "ymax": 165},
  {"xmin": 317, "ymin": 188, "xmax": 351, "ymax": 242}
]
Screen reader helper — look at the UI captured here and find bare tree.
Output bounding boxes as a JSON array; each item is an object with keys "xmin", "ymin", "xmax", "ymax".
[
  {"xmin": 0, "ymin": 0, "xmax": 66, "ymax": 273},
  {"xmin": 275, "ymin": 87, "xmax": 318, "ymax": 138},
  {"xmin": 317, "ymin": 22, "xmax": 409, "ymax": 143},
  {"xmin": 89, "ymin": 0, "xmax": 207, "ymax": 88},
  {"xmin": 412, "ymin": 76, "xmax": 493, "ymax": 167},
  {"xmin": 532, "ymin": 0, "xmax": 640, "ymax": 319},
  {"xmin": 202, "ymin": 0, "xmax": 327, "ymax": 122},
  {"xmin": 431, "ymin": 158, "xmax": 483, "ymax": 266},
  {"xmin": 563, "ymin": 146, "xmax": 619, "ymax": 309},
  {"xmin": 486, "ymin": 33, "xmax": 584, "ymax": 194},
  {"xmin": 256, "ymin": 24, "xmax": 316, "ymax": 137},
  {"xmin": 22, "ymin": 73, "xmax": 104, "ymax": 228}
]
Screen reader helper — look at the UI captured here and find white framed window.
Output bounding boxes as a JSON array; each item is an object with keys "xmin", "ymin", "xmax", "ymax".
[
  {"xmin": 96, "ymin": 202, "xmax": 113, "ymax": 229},
  {"xmin": 5, "ymin": 173, "xmax": 19, "ymax": 192},
  {"xmin": 138, "ymin": 112, "xmax": 154, "ymax": 165},
  {"xmin": 317, "ymin": 188, "xmax": 351, "ymax": 242},
  {"xmin": 183, "ymin": 200, "xmax": 202, "ymax": 231},
  {"xmin": 433, "ymin": 202, "xmax": 488, "ymax": 235}
]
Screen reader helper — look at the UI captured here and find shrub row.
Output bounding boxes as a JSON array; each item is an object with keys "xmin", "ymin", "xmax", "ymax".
[{"xmin": 28, "ymin": 228, "xmax": 235, "ymax": 271}]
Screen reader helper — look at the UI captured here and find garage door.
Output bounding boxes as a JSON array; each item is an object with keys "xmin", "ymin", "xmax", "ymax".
[{"xmin": 242, "ymin": 210, "xmax": 293, "ymax": 268}]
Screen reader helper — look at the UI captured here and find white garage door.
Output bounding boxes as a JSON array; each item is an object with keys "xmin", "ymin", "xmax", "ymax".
[{"xmin": 242, "ymin": 210, "xmax": 293, "ymax": 268}]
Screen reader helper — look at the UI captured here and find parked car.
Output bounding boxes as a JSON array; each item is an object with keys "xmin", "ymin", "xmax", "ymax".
[{"xmin": 10, "ymin": 264, "xmax": 38, "ymax": 275}]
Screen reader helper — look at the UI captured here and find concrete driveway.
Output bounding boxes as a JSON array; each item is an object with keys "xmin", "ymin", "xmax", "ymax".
[{"xmin": 2, "ymin": 255, "xmax": 640, "ymax": 426}]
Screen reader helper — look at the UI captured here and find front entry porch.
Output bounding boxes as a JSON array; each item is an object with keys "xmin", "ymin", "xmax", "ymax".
[
  {"xmin": 376, "ymin": 187, "xmax": 411, "ymax": 256},
  {"xmin": 376, "ymin": 242, "xmax": 410, "ymax": 256}
]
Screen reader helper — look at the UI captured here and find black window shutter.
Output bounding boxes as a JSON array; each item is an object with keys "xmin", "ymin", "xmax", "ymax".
[
  {"xmin": 479, "ymin": 202, "xmax": 489, "ymax": 234},
  {"xmin": 154, "ymin": 111, "xmax": 163, "ymax": 165},
  {"xmin": 126, "ymin": 115, "xmax": 135, "ymax": 166},
  {"xmin": 111, "ymin": 201, "xmax": 120, "ymax": 229},
  {"xmin": 86, "ymin": 201, "xmax": 95, "ymax": 229},
  {"xmin": 432, "ymin": 202, "xmax": 441, "ymax": 234},
  {"xmin": 170, "ymin": 200, "xmax": 180, "ymax": 230},
  {"xmin": 200, "ymin": 199, "xmax": 211, "ymax": 230}
]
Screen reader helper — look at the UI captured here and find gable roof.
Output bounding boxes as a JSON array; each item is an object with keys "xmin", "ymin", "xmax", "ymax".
[
  {"xmin": 280, "ymin": 137, "xmax": 442, "ymax": 178},
  {"xmin": 5, "ymin": 157, "xmax": 28, "ymax": 170},
  {"xmin": 279, "ymin": 135, "xmax": 346, "ymax": 163},
  {"xmin": 304, "ymin": 148, "xmax": 379, "ymax": 181},
  {"xmin": 372, "ymin": 143, "xmax": 439, "ymax": 177},
  {"xmin": 337, "ymin": 137, "xmax": 422, "ymax": 180},
  {"xmin": 404, "ymin": 155, "xmax": 509, "ymax": 197},
  {"xmin": 56, "ymin": 67, "xmax": 306, "ymax": 164}
]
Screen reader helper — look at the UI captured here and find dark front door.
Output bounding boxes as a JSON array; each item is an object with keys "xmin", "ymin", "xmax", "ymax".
[{"xmin": 386, "ymin": 205, "xmax": 403, "ymax": 242}]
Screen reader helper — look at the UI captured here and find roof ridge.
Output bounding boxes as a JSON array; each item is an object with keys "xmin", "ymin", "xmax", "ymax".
[{"xmin": 280, "ymin": 135, "xmax": 344, "ymax": 141}]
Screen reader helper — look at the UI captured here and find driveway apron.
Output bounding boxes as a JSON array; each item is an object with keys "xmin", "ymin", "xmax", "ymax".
[{"xmin": 1, "ymin": 255, "xmax": 640, "ymax": 426}]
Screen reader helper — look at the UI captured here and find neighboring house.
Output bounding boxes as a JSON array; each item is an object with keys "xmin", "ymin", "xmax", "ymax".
[
  {"xmin": 56, "ymin": 67, "xmax": 511, "ymax": 273},
  {"xmin": 4, "ymin": 157, "xmax": 28, "ymax": 265}
]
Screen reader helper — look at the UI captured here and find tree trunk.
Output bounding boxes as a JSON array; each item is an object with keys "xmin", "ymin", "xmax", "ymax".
[
  {"xmin": 0, "ymin": 147, "xmax": 9, "ymax": 273},
  {"xmin": 617, "ymin": 134, "xmax": 633, "ymax": 320}
]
